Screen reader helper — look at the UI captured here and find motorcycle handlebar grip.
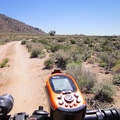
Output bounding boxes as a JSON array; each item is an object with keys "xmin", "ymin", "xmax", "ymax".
[{"xmin": 83, "ymin": 108, "xmax": 120, "ymax": 120}]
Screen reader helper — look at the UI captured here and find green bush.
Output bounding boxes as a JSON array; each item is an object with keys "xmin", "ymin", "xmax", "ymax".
[
  {"xmin": 79, "ymin": 71, "xmax": 96, "ymax": 92},
  {"xmin": 0, "ymin": 62, "xmax": 6, "ymax": 68},
  {"xmin": 66, "ymin": 63, "xmax": 96, "ymax": 92},
  {"xmin": 66, "ymin": 63, "xmax": 82, "ymax": 80},
  {"xmin": 88, "ymin": 43, "xmax": 94, "ymax": 47},
  {"xmin": 54, "ymin": 51, "xmax": 69, "ymax": 69},
  {"xmin": 0, "ymin": 58, "xmax": 9, "ymax": 68},
  {"xmin": 25, "ymin": 42, "xmax": 33, "ymax": 51},
  {"xmin": 82, "ymin": 50, "xmax": 91, "ymax": 62},
  {"xmin": 38, "ymin": 51, "xmax": 46, "ymax": 59},
  {"xmin": 21, "ymin": 40, "xmax": 26, "ymax": 45},
  {"xmin": 25, "ymin": 41, "xmax": 44, "ymax": 58},
  {"xmin": 44, "ymin": 58, "xmax": 54, "ymax": 69},
  {"xmin": 30, "ymin": 49, "xmax": 40, "ymax": 58},
  {"xmin": 50, "ymin": 44, "xmax": 61, "ymax": 53},
  {"xmin": 115, "ymin": 60, "xmax": 120, "ymax": 65},
  {"xmin": 70, "ymin": 40, "xmax": 76, "ymax": 44},
  {"xmin": 112, "ymin": 74, "xmax": 120, "ymax": 86},
  {"xmin": 99, "ymin": 61, "xmax": 107, "ymax": 67},
  {"xmin": 113, "ymin": 64, "xmax": 120, "ymax": 74},
  {"xmin": 84, "ymin": 37, "xmax": 90, "ymax": 44},
  {"xmin": 93, "ymin": 81, "xmax": 114, "ymax": 102},
  {"xmin": 58, "ymin": 38, "xmax": 65, "ymax": 42}
]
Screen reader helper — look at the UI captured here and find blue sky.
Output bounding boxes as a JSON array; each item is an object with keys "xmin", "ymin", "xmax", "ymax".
[{"xmin": 0, "ymin": 0, "xmax": 120, "ymax": 35}]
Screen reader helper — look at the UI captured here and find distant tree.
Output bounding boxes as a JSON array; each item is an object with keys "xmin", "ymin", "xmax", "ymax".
[{"xmin": 49, "ymin": 30, "xmax": 56, "ymax": 36}]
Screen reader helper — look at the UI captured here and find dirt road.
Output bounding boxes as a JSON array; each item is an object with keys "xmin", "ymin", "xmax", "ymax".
[{"xmin": 0, "ymin": 41, "xmax": 51, "ymax": 115}]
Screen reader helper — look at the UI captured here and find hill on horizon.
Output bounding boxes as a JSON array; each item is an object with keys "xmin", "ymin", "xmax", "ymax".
[{"xmin": 0, "ymin": 14, "xmax": 45, "ymax": 34}]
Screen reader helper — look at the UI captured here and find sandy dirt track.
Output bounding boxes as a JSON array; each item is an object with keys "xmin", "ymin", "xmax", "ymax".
[{"xmin": 0, "ymin": 41, "xmax": 51, "ymax": 115}]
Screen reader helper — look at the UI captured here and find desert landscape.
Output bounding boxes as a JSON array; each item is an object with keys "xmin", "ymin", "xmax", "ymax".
[{"xmin": 0, "ymin": 14, "xmax": 120, "ymax": 116}]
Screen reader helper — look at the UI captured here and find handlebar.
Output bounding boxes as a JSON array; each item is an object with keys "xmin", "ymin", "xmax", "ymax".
[
  {"xmin": 0, "ymin": 94, "xmax": 120, "ymax": 120},
  {"xmin": 84, "ymin": 108, "xmax": 120, "ymax": 120}
]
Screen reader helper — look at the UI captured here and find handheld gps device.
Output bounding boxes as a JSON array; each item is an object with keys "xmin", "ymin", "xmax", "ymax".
[{"xmin": 46, "ymin": 69, "xmax": 87, "ymax": 120}]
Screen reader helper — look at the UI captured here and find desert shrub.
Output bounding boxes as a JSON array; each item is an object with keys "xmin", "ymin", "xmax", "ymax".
[
  {"xmin": 70, "ymin": 39, "xmax": 76, "ymax": 44},
  {"xmin": 107, "ymin": 56, "xmax": 116, "ymax": 69},
  {"xmin": 87, "ymin": 58, "xmax": 95, "ymax": 64},
  {"xmin": 79, "ymin": 71, "xmax": 96, "ymax": 92},
  {"xmin": 50, "ymin": 44, "xmax": 61, "ymax": 53},
  {"xmin": 98, "ymin": 52, "xmax": 116, "ymax": 69},
  {"xmin": 93, "ymin": 80, "xmax": 114, "ymax": 102},
  {"xmin": 82, "ymin": 50, "xmax": 91, "ymax": 62},
  {"xmin": 68, "ymin": 51, "xmax": 82, "ymax": 63},
  {"xmin": 21, "ymin": 40, "xmax": 26, "ymax": 45},
  {"xmin": 99, "ymin": 52, "xmax": 109, "ymax": 62},
  {"xmin": 66, "ymin": 63, "xmax": 82, "ymax": 80},
  {"xmin": 45, "ymin": 46, "xmax": 51, "ymax": 53},
  {"xmin": 94, "ymin": 45, "xmax": 103, "ymax": 52},
  {"xmin": 113, "ymin": 64, "xmax": 120, "ymax": 74},
  {"xmin": 66, "ymin": 63, "xmax": 96, "ymax": 92},
  {"xmin": 44, "ymin": 58, "xmax": 54, "ymax": 69},
  {"xmin": 32, "ymin": 39, "xmax": 38, "ymax": 43},
  {"xmin": 3, "ymin": 58, "xmax": 9, "ymax": 63},
  {"xmin": 25, "ymin": 41, "xmax": 44, "ymax": 58},
  {"xmin": 115, "ymin": 60, "xmax": 120, "ymax": 65},
  {"xmin": 112, "ymin": 74, "xmax": 120, "ymax": 85},
  {"xmin": 60, "ymin": 44, "xmax": 71, "ymax": 51},
  {"xmin": 38, "ymin": 39, "xmax": 49, "ymax": 45},
  {"xmin": 54, "ymin": 50, "xmax": 69, "ymax": 69},
  {"xmin": 30, "ymin": 49, "xmax": 40, "ymax": 58},
  {"xmin": 88, "ymin": 43, "xmax": 94, "ymax": 47},
  {"xmin": 58, "ymin": 38, "xmax": 65, "ymax": 42},
  {"xmin": 38, "ymin": 51, "xmax": 46, "ymax": 59},
  {"xmin": 99, "ymin": 61, "xmax": 107, "ymax": 67},
  {"xmin": 84, "ymin": 37, "xmax": 90, "ymax": 44},
  {"xmin": 0, "ymin": 58, "xmax": 9, "ymax": 68},
  {"xmin": 25, "ymin": 42, "xmax": 33, "ymax": 51}
]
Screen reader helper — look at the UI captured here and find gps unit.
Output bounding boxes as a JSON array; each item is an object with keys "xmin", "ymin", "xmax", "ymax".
[{"xmin": 46, "ymin": 69, "xmax": 87, "ymax": 120}]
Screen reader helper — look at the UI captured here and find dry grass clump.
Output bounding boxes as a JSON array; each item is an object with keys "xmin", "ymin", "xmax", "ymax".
[{"xmin": 0, "ymin": 58, "xmax": 9, "ymax": 68}]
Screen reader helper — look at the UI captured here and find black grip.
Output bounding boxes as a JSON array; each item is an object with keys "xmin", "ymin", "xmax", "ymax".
[{"xmin": 83, "ymin": 108, "xmax": 120, "ymax": 120}]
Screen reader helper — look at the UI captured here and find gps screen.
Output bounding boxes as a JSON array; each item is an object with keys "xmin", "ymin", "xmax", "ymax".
[{"xmin": 50, "ymin": 75, "xmax": 76, "ymax": 93}]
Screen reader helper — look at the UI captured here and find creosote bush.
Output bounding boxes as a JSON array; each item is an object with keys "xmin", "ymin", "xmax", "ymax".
[
  {"xmin": 30, "ymin": 49, "xmax": 40, "ymax": 58},
  {"xmin": 44, "ymin": 58, "xmax": 54, "ymax": 69},
  {"xmin": 25, "ymin": 41, "xmax": 44, "ymax": 58},
  {"xmin": 66, "ymin": 63, "xmax": 82, "ymax": 80},
  {"xmin": 78, "ymin": 70, "xmax": 96, "ymax": 92},
  {"xmin": 92, "ymin": 80, "xmax": 114, "ymax": 102},
  {"xmin": 112, "ymin": 74, "xmax": 120, "ymax": 86},
  {"xmin": 66, "ymin": 63, "xmax": 96, "ymax": 92},
  {"xmin": 54, "ymin": 50, "xmax": 69, "ymax": 69}
]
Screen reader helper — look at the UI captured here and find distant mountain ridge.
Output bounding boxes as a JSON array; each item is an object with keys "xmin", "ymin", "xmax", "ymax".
[{"xmin": 0, "ymin": 14, "xmax": 45, "ymax": 34}]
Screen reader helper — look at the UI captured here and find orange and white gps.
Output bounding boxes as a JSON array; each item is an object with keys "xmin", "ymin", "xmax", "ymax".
[{"xmin": 46, "ymin": 69, "xmax": 87, "ymax": 120}]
